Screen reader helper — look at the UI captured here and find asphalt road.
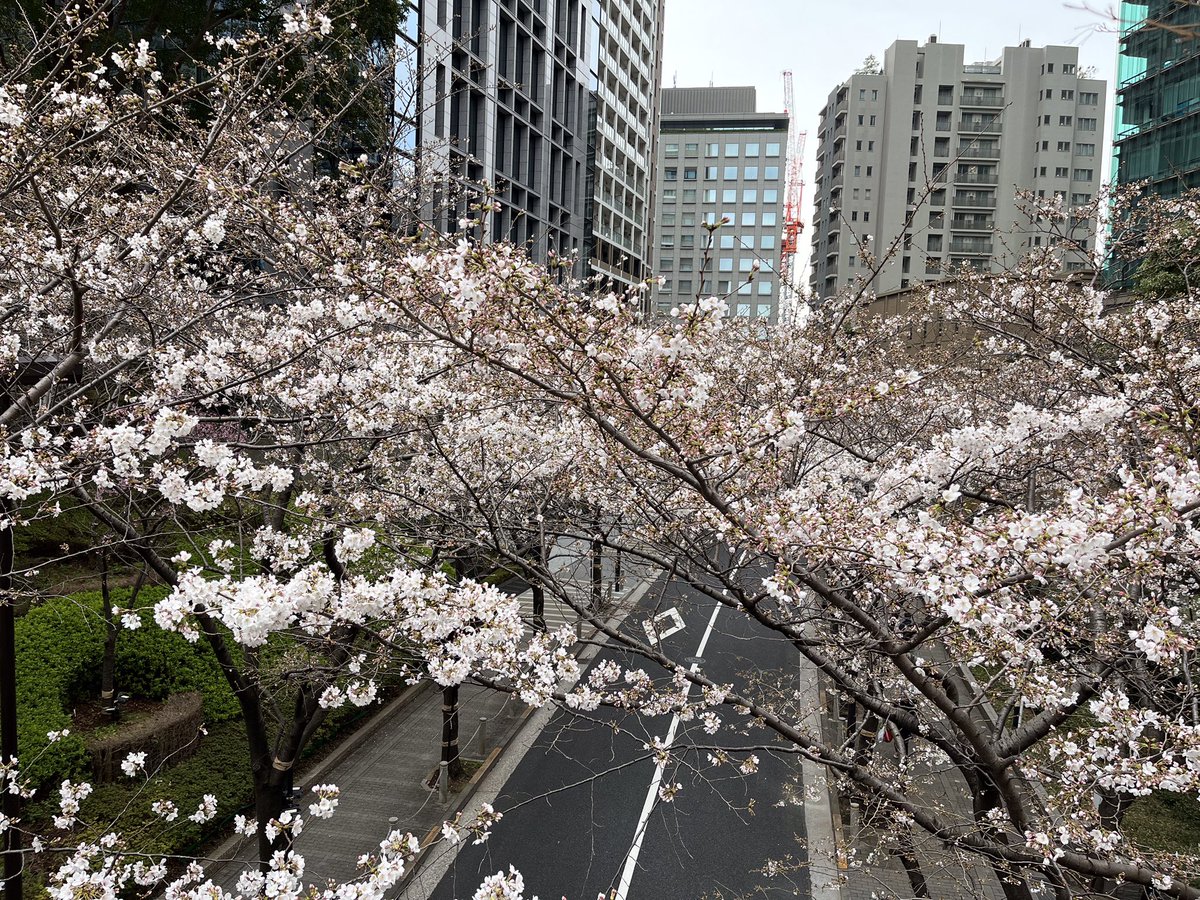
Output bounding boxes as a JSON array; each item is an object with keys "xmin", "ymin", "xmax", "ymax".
[{"xmin": 427, "ymin": 570, "xmax": 808, "ymax": 900}]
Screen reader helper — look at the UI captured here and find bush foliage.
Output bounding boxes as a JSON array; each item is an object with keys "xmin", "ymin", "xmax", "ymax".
[{"xmin": 16, "ymin": 589, "xmax": 238, "ymax": 787}]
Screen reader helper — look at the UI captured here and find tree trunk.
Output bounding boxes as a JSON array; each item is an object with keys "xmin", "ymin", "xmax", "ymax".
[
  {"xmin": 591, "ymin": 532, "xmax": 602, "ymax": 611},
  {"xmin": 895, "ymin": 825, "xmax": 931, "ymax": 899},
  {"xmin": 253, "ymin": 769, "xmax": 292, "ymax": 871},
  {"xmin": 531, "ymin": 582, "xmax": 545, "ymax": 632},
  {"xmin": 442, "ymin": 685, "xmax": 463, "ymax": 779},
  {"xmin": 99, "ymin": 551, "xmax": 116, "ymax": 702}
]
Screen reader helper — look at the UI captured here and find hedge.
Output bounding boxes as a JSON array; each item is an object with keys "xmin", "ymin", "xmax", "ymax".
[{"xmin": 16, "ymin": 589, "xmax": 239, "ymax": 788}]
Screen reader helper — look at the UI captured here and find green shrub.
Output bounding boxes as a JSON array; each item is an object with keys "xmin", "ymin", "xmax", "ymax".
[{"xmin": 16, "ymin": 590, "xmax": 238, "ymax": 788}]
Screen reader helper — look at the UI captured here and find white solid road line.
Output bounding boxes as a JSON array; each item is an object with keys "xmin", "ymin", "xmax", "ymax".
[{"xmin": 613, "ymin": 598, "xmax": 722, "ymax": 900}]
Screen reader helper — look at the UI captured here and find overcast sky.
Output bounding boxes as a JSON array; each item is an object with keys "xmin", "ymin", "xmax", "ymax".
[{"xmin": 660, "ymin": 0, "xmax": 1121, "ymax": 232}]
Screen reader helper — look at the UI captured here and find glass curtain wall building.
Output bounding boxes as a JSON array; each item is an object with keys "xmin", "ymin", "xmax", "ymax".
[{"xmin": 1113, "ymin": 1, "xmax": 1200, "ymax": 196}]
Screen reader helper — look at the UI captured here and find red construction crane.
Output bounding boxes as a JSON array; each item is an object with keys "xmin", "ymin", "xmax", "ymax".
[{"xmin": 780, "ymin": 70, "xmax": 807, "ymax": 306}]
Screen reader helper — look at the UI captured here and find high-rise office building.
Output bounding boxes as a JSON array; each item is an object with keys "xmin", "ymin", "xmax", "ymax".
[
  {"xmin": 650, "ymin": 87, "xmax": 789, "ymax": 322},
  {"xmin": 809, "ymin": 38, "xmax": 1106, "ymax": 299},
  {"xmin": 415, "ymin": 0, "xmax": 664, "ymax": 283},
  {"xmin": 1113, "ymin": 1, "xmax": 1200, "ymax": 197},
  {"xmin": 583, "ymin": 0, "xmax": 666, "ymax": 287}
]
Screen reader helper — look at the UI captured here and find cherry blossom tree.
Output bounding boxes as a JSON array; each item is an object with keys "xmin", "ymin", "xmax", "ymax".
[{"xmin": 5, "ymin": 4, "xmax": 1200, "ymax": 900}]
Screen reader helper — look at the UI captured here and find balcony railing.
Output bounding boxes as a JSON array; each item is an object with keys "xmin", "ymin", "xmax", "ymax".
[
  {"xmin": 959, "ymin": 120, "xmax": 1003, "ymax": 134},
  {"xmin": 955, "ymin": 172, "xmax": 999, "ymax": 185},
  {"xmin": 949, "ymin": 239, "xmax": 993, "ymax": 254},
  {"xmin": 951, "ymin": 216, "xmax": 994, "ymax": 231},
  {"xmin": 952, "ymin": 194, "xmax": 997, "ymax": 208},
  {"xmin": 960, "ymin": 93, "xmax": 1005, "ymax": 107},
  {"xmin": 935, "ymin": 121, "xmax": 953, "ymax": 132},
  {"xmin": 957, "ymin": 144, "xmax": 1001, "ymax": 159}
]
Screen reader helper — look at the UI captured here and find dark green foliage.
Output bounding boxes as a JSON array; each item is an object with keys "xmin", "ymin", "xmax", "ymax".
[
  {"xmin": 75, "ymin": 720, "xmax": 252, "ymax": 857},
  {"xmin": 15, "ymin": 590, "xmax": 238, "ymax": 788},
  {"xmin": 1124, "ymin": 791, "xmax": 1200, "ymax": 856}
]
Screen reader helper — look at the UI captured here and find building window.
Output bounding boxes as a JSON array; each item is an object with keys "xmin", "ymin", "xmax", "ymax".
[
  {"xmin": 723, "ymin": 166, "xmax": 738, "ymax": 180},
  {"xmin": 1079, "ymin": 92, "xmax": 1098, "ymax": 105},
  {"xmin": 1077, "ymin": 117, "xmax": 1097, "ymax": 131},
  {"xmin": 725, "ymin": 143, "xmax": 739, "ymax": 157},
  {"xmin": 1076, "ymin": 143, "xmax": 1095, "ymax": 156},
  {"xmin": 868, "ymin": 140, "xmax": 875, "ymax": 151},
  {"xmin": 765, "ymin": 142, "xmax": 781, "ymax": 157},
  {"xmin": 744, "ymin": 166, "xmax": 759, "ymax": 180},
  {"xmin": 720, "ymin": 234, "xmax": 735, "ymax": 249},
  {"xmin": 857, "ymin": 114, "xmax": 864, "ymax": 125},
  {"xmin": 741, "ymin": 212, "xmax": 756, "ymax": 226},
  {"xmin": 743, "ymin": 189, "xmax": 758, "ymax": 203},
  {"xmin": 869, "ymin": 115, "xmax": 877, "ymax": 126},
  {"xmin": 661, "ymin": 213, "xmax": 676, "ymax": 226},
  {"xmin": 760, "ymin": 235, "xmax": 776, "ymax": 250},
  {"xmin": 764, "ymin": 166, "xmax": 780, "ymax": 180},
  {"xmin": 938, "ymin": 84, "xmax": 953, "ymax": 105},
  {"xmin": 762, "ymin": 212, "xmax": 777, "ymax": 226},
  {"xmin": 1059, "ymin": 115, "xmax": 1072, "ymax": 126},
  {"xmin": 758, "ymin": 282, "xmax": 772, "ymax": 297},
  {"xmin": 705, "ymin": 166, "xmax": 718, "ymax": 180},
  {"xmin": 739, "ymin": 258, "xmax": 755, "ymax": 272},
  {"xmin": 722, "ymin": 189, "xmax": 737, "ymax": 203},
  {"xmin": 681, "ymin": 212, "xmax": 696, "ymax": 227},
  {"xmin": 856, "ymin": 140, "xmax": 863, "ymax": 151},
  {"xmin": 682, "ymin": 189, "xmax": 697, "ymax": 202},
  {"xmin": 717, "ymin": 280, "xmax": 731, "ymax": 293},
  {"xmin": 851, "ymin": 210, "xmax": 858, "ymax": 221},
  {"xmin": 1046, "ymin": 63, "xmax": 1054, "ymax": 73},
  {"xmin": 1055, "ymin": 166, "xmax": 1068, "ymax": 177},
  {"xmin": 1070, "ymin": 192, "xmax": 1092, "ymax": 205},
  {"xmin": 679, "ymin": 258, "xmax": 694, "ymax": 272},
  {"xmin": 854, "ymin": 165, "xmax": 862, "ymax": 177},
  {"xmin": 680, "ymin": 234, "xmax": 695, "ymax": 249},
  {"xmin": 665, "ymin": 167, "xmax": 678, "ymax": 181},
  {"xmin": 661, "ymin": 235, "xmax": 675, "ymax": 248},
  {"xmin": 685, "ymin": 142, "xmax": 699, "ymax": 156},
  {"xmin": 719, "ymin": 258, "xmax": 734, "ymax": 272},
  {"xmin": 660, "ymin": 258, "xmax": 674, "ymax": 271},
  {"xmin": 736, "ymin": 303, "xmax": 751, "ymax": 316},
  {"xmin": 1057, "ymin": 141, "xmax": 1071, "ymax": 152},
  {"xmin": 872, "ymin": 89, "xmax": 879, "ymax": 100},
  {"xmin": 706, "ymin": 143, "xmax": 719, "ymax": 157},
  {"xmin": 1061, "ymin": 89, "xmax": 1074, "ymax": 100},
  {"xmin": 866, "ymin": 166, "xmax": 873, "ymax": 176},
  {"xmin": 684, "ymin": 167, "xmax": 697, "ymax": 180},
  {"xmin": 678, "ymin": 279, "xmax": 693, "ymax": 294},
  {"xmin": 665, "ymin": 143, "xmax": 679, "ymax": 156},
  {"xmin": 739, "ymin": 235, "xmax": 755, "ymax": 250},
  {"xmin": 1042, "ymin": 140, "xmax": 1049, "ymax": 150},
  {"xmin": 745, "ymin": 142, "xmax": 760, "ymax": 157},
  {"xmin": 1073, "ymin": 168, "xmax": 1093, "ymax": 181},
  {"xmin": 660, "ymin": 279, "xmax": 672, "ymax": 293},
  {"xmin": 663, "ymin": 189, "xmax": 676, "ymax": 203},
  {"xmin": 763, "ymin": 189, "xmax": 778, "ymax": 203},
  {"xmin": 703, "ymin": 189, "xmax": 717, "ymax": 203},
  {"xmin": 703, "ymin": 211, "xmax": 719, "ymax": 224},
  {"xmin": 1063, "ymin": 63, "xmax": 1075, "ymax": 74},
  {"xmin": 859, "ymin": 88, "xmax": 866, "ymax": 100}
]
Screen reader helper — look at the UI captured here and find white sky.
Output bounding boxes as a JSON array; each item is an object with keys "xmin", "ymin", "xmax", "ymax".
[{"xmin": 660, "ymin": 0, "xmax": 1121, "ymax": 235}]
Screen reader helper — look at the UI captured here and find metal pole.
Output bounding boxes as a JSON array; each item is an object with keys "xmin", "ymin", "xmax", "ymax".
[
  {"xmin": 0, "ymin": 498, "xmax": 21, "ymax": 900},
  {"xmin": 438, "ymin": 761, "xmax": 449, "ymax": 803}
]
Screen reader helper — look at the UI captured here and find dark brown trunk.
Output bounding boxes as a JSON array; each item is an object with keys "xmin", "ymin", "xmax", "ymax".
[
  {"xmin": 442, "ymin": 685, "xmax": 463, "ymax": 779},
  {"xmin": 531, "ymin": 582, "xmax": 545, "ymax": 632},
  {"xmin": 591, "ymin": 532, "xmax": 602, "ymax": 610},
  {"xmin": 253, "ymin": 769, "xmax": 291, "ymax": 871},
  {"xmin": 0, "ymin": 498, "xmax": 22, "ymax": 900},
  {"xmin": 99, "ymin": 552, "xmax": 115, "ymax": 701},
  {"xmin": 895, "ymin": 825, "xmax": 931, "ymax": 899}
]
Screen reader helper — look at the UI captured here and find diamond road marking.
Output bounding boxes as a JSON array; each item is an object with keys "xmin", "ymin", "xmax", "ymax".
[{"xmin": 643, "ymin": 607, "xmax": 685, "ymax": 644}]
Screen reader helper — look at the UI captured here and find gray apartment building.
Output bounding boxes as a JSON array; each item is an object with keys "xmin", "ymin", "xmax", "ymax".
[
  {"xmin": 809, "ymin": 38, "xmax": 1107, "ymax": 299},
  {"xmin": 415, "ymin": 0, "xmax": 664, "ymax": 284},
  {"xmin": 651, "ymin": 87, "xmax": 789, "ymax": 322}
]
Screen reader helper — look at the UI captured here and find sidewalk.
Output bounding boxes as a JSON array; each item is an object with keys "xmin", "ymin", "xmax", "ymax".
[{"xmin": 200, "ymin": 541, "xmax": 654, "ymax": 891}]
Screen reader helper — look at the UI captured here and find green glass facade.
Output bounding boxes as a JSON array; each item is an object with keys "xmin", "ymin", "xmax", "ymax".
[{"xmin": 1113, "ymin": 1, "xmax": 1200, "ymax": 195}]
